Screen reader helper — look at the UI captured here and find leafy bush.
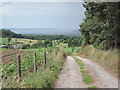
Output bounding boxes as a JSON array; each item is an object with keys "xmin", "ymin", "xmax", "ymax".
[{"xmin": 22, "ymin": 44, "xmax": 30, "ymax": 49}]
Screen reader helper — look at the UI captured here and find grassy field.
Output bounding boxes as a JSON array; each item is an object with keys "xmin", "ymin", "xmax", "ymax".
[
  {"xmin": 0, "ymin": 38, "xmax": 9, "ymax": 45},
  {"xmin": 18, "ymin": 49, "xmax": 39, "ymax": 51},
  {"xmin": 10, "ymin": 38, "xmax": 38, "ymax": 45}
]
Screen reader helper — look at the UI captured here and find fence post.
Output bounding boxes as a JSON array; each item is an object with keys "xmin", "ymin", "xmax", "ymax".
[
  {"xmin": 44, "ymin": 51, "xmax": 46, "ymax": 68},
  {"xmin": 17, "ymin": 55, "xmax": 21, "ymax": 81},
  {"xmin": 34, "ymin": 52, "xmax": 37, "ymax": 72}
]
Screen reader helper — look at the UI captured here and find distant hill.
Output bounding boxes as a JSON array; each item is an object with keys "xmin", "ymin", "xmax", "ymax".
[
  {"xmin": 22, "ymin": 34, "xmax": 81, "ymax": 37},
  {"xmin": 0, "ymin": 29, "xmax": 81, "ymax": 41},
  {"xmin": 0, "ymin": 29, "xmax": 23, "ymax": 38}
]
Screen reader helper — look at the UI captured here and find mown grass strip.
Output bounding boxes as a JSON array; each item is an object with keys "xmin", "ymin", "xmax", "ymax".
[
  {"xmin": 73, "ymin": 56, "xmax": 93, "ymax": 84},
  {"xmin": 88, "ymin": 86, "xmax": 97, "ymax": 88},
  {"xmin": 72, "ymin": 56, "xmax": 84, "ymax": 69},
  {"xmin": 81, "ymin": 70, "xmax": 93, "ymax": 84}
]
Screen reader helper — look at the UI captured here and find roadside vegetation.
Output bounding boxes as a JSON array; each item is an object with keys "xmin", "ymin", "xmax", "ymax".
[
  {"xmin": 2, "ymin": 47, "xmax": 66, "ymax": 88},
  {"xmin": 77, "ymin": 2, "xmax": 119, "ymax": 76},
  {"xmin": 64, "ymin": 48, "xmax": 73, "ymax": 56},
  {"xmin": 76, "ymin": 45, "xmax": 118, "ymax": 75},
  {"xmin": 25, "ymin": 48, "xmax": 66, "ymax": 88},
  {"xmin": 73, "ymin": 56, "xmax": 93, "ymax": 84}
]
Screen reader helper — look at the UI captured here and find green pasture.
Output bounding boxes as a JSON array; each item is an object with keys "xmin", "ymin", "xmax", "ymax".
[
  {"xmin": 10, "ymin": 38, "xmax": 38, "ymax": 45},
  {"xmin": 0, "ymin": 38, "xmax": 9, "ymax": 45},
  {"xmin": 18, "ymin": 48, "xmax": 39, "ymax": 51}
]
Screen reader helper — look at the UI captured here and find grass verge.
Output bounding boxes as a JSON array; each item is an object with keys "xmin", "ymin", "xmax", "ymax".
[
  {"xmin": 24, "ymin": 48, "xmax": 66, "ymax": 88},
  {"xmin": 75, "ymin": 45, "xmax": 118, "ymax": 75}
]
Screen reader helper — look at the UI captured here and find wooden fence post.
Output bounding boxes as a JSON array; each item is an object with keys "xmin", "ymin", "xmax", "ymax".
[
  {"xmin": 44, "ymin": 51, "xmax": 46, "ymax": 68},
  {"xmin": 18, "ymin": 55, "xmax": 21, "ymax": 81},
  {"xmin": 34, "ymin": 52, "xmax": 37, "ymax": 72}
]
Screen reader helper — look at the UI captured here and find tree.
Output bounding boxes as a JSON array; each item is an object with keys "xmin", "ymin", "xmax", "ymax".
[
  {"xmin": 44, "ymin": 40, "xmax": 53, "ymax": 47},
  {"xmin": 80, "ymin": 2, "xmax": 120, "ymax": 49}
]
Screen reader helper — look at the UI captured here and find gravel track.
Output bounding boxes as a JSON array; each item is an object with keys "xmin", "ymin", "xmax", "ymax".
[
  {"xmin": 54, "ymin": 56, "xmax": 118, "ymax": 88},
  {"xmin": 54, "ymin": 56, "xmax": 87, "ymax": 88},
  {"xmin": 76, "ymin": 56, "xmax": 118, "ymax": 88}
]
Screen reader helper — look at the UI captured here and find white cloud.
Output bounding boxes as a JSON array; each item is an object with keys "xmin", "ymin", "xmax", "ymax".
[
  {"xmin": 0, "ymin": 2, "xmax": 2, "ymax": 28},
  {"xmin": 2, "ymin": 2, "xmax": 85, "ymax": 30},
  {"xmin": 2, "ymin": 2, "xmax": 69, "ymax": 17},
  {"xmin": 2, "ymin": 3, "xmax": 45, "ymax": 16}
]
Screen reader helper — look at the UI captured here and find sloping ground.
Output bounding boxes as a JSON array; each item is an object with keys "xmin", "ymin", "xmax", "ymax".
[
  {"xmin": 54, "ymin": 56, "xmax": 87, "ymax": 88},
  {"xmin": 76, "ymin": 56, "xmax": 118, "ymax": 88}
]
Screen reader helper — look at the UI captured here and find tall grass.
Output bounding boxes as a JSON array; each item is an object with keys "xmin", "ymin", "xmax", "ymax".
[
  {"xmin": 64, "ymin": 48, "xmax": 73, "ymax": 56},
  {"xmin": 24, "ymin": 48, "xmax": 66, "ymax": 88},
  {"xmin": 76, "ymin": 45, "xmax": 118, "ymax": 75}
]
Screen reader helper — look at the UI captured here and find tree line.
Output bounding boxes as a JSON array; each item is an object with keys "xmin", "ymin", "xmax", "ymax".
[
  {"xmin": 80, "ymin": 2, "xmax": 120, "ymax": 49},
  {"xmin": 0, "ymin": 29, "xmax": 82, "ymax": 48}
]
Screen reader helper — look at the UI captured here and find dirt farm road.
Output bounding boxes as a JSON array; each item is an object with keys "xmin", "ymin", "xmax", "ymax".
[{"xmin": 54, "ymin": 56, "xmax": 118, "ymax": 88}]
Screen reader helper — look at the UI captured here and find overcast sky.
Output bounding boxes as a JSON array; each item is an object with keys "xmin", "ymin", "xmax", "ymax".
[{"xmin": 0, "ymin": 2, "xmax": 85, "ymax": 35}]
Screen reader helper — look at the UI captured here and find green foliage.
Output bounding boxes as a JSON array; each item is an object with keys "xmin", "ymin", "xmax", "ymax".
[
  {"xmin": 73, "ymin": 56, "xmax": 93, "ymax": 84},
  {"xmin": 25, "ymin": 48, "xmax": 65, "ymax": 88},
  {"xmin": 68, "ymin": 38, "xmax": 82, "ymax": 47},
  {"xmin": 2, "ymin": 47, "xmax": 66, "ymax": 88},
  {"xmin": 88, "ymin": 86, "xmax": 96, "ymax": 88},
  {"xmin": 64, "ymin": 48, "xmax": 73, "ymax": 55},
  {"xmin": 81, "ymin": 70, "xmax": 93, "ymax": 84},
  {"xmin": 0, "ymin": 29, "xmax": 23, "ymax": 38},
  {"xmin": 1, "ymin": 29, "xmax": 82, "ymax": 48},
  {"xmin": 44, "ymin": 40, "xmax": 53, "ymax": 47},
  {"xmin": 73, "ymin": 57, "xmax": 84, "ymax": 69},
  {"xmin": 80, "ymin": 2, "xmax": 120, "ymax": 49},
  {"xmin": 76, "ymin": 45, "xmax": 118, "ymax": 74},
  {"xmin": 32, "ymin": 40, "xmax": 53, "ymax": 48},
  {"xmin": 18, "ymin": 49, "xmax": 39, "ymax": 51},
  {"xmin": 22, "ymin": 44, "xmax": 30, "ymax": 49},
  {"xmin": 2, "ymin": 52, "xmax": 35, "ymax": 78}
]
